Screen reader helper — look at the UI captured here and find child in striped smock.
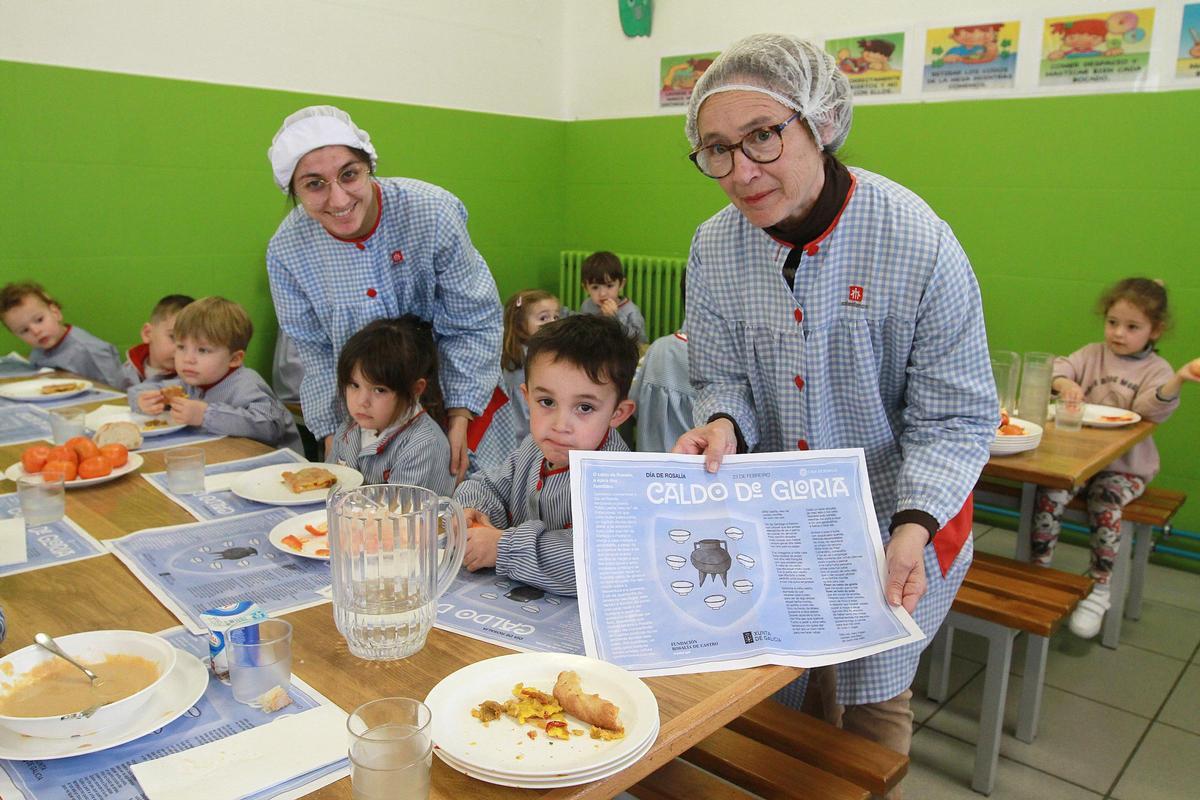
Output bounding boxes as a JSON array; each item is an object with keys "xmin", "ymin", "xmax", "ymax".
[
  {"xmin": 327, "ymin": 316, "xmax": 454, "ymax": 497},
  {"xmin": 578, "ymin": 252, "xmax": 647, "ymax": 344},
  {"xmin": 455, "ymin": 315, "xmax": 639, "ymax": 595}
]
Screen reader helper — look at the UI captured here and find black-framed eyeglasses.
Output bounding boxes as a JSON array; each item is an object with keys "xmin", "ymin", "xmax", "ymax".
[{"xmin": 688, "ymin": 112, "xmax": 802, "ymax": 179}]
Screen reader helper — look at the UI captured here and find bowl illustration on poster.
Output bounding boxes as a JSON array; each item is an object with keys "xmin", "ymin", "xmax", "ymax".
[
  {"xmin": 736, "ymin": 553, "xmax": 756, "ymax": 569},
  {"xmin": 704, "ymin": 595, "xmax": 727, "ymax": 610},
  {"xmin": 665, "ymin": 554, "xmax": 686, "ymax": 570},
  {"xmin": 668, "ymin": 528, "xmax": 691, "ymax": 543},
  {"xmin": 670, "ymin": 580, "xmax": 694, "ymax": 596},
  {"xmin": 724, "ymin": 526, "xmax": 744, "ymax": 541},
  {"xmin": 733, "ymin": 579, "xmax": 754, "ymax": 594}
]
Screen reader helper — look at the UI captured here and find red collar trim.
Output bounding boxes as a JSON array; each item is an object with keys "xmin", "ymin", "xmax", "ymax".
[
  {"xmin": 617, "ymin": 298, "xmax": 630, "ymax": 308},
  {"xmin": 540, "ymin": 459, "xmax": 569, "ymax": 479},
  {"xmin": 329, "ymin": 181, "xmax": 383, "ymax": 246},
  {"xmin": 765, "ymin": 173, "xmax": 858, "ymax": 253},
  {"xmin": 198, "ymin": 366, "xmax": 238, "ymax": 392},
  {"xmin": 44, "ymin": 325, "xmax": 72, "ymax": 353},
  {"xmin": 373, "ymin": 409, "xmax": 426, "ymax": 454},
  {"xmin": 127, "ymin": 343, "xmax": 151, "ymax": 378},
  {"xmin": 674, "ymin": 331, "xmax": 688, "ymax": 342}
]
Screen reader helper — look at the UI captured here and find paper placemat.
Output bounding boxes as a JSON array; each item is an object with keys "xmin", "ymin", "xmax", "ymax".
[
  {"xmin": 141, "ymin": 449, "xmax": 316, "ymax": 521},
  {"xmin": 0, "ymin": 387, "xmax": 125, "ymax": 411},
  {"xmin": 0, "ymin": 354, "xmax": 48, "ymax": 379},
  {"xmin": 0, "ymin": 627, "xmax": 350, "ymax": 800},
  {"xmin": 0, "ymin": 494, "xmax": 106, "ymax": 577},
  {"xmin": 132, "ymin": 428, "xmax": 227, "ymax": 453},
  {"xmin": 0, "ymin": 405, "xmax": 52, "ymax": 446},
  {"xmin": 107, "ymin": 509, "xmax": 332, "ymax": 634}
]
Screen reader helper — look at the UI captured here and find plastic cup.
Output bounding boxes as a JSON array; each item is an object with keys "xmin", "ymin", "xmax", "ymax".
[
  {"xmin": 165, "ymin": 448, "xmax": 205, "ymax": 494},
  {"xmin": 1017, "ymin": 352, "xmax": 1055, "ymax": 428},
  {"xmin": 347, "ymin": 698, "xmax": 432, "ymax": 800},
  {"xmin": 1055, "ymin": 398, "xmax": 1085, "ymax": 432},
  {"xmin": 16, "ymin": 474, "xmax": 65, "ymax": 527},
  {"xmin": 48, "ymin": 408, "xmax": 86, "ymax": 445},
  {"xmin": 227, "ymin": 619, "xmax": 293, "ymax": 705}
]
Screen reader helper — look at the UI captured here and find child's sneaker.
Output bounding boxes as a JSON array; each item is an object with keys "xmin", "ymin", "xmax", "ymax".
[{"xmin": 1068, "ymin": 585, "xmax": 1111, "ymax": 639}]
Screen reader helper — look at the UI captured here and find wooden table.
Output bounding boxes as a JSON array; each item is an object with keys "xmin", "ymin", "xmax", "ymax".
[
  {"xmin": 0, "ymin": 386, "xmax": 803, "ymax": 799},
  {"xmin": 980, "ymin": 418, "xmax": 1155, "ymax": 560}
]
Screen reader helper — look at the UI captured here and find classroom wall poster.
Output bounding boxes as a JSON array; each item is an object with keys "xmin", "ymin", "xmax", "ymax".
[
  {"xmin": 1177, "ymin": 4, "xmax": 1200, "ymax": 79},
  {"xmin": 1039, "ymin": 8, "xmax": 1155, "ymax": 87},
  {"xmin": 826, "ymin": 32, "xmax": 905, "ymax": 96},
  {"xmin": 923, "ymin": 21, "xmax": 1020, "ymax": 92},
  {"xmin": 659, "ymin": 51, "xmax": 719, "ymax": 107}
]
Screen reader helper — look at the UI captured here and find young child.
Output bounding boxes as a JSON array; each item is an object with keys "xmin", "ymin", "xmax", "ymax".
[
  {"xmin": 132, "ymin": 296, "xmax": 302, "ymax": 453},
  {"xmin": 121, "ymin": 294, "xmax": 194, "ymax": 391},
  {"xmin": 455, "ymin": 315, "xmax": 639, "ymax": 595},
  {"xmin": 1032, "ymin": 278, "xmax": 1200, "ymax": 638},
  {"xmin": 578, "ymin": 252, "xmax": 647, "ymax": 344},
  {"xmin": 327, "ymin": 316, "xmax": 454, "ymax": 497},
  {"xmin": 0, "ymin": 282, "xmax": 124, "ymax": 387},
  {"xmin": 631, "ymin": 274, "xmax": 693, "ymax": 453}
]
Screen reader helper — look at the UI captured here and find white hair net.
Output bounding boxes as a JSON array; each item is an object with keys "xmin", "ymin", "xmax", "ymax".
[
  {"xmin": 685, "ymin": 34, "xmax": 853, "ymax": 153},
  {"xmin": 267, "ymin": 105, "xmax": 378, "ymax": 193}
]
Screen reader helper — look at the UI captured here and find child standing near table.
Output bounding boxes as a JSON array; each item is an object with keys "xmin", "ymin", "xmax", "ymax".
[
  {"xmin": 121, "ymin": 294, "xmax": 194, "ymax": 391},
  {"xmin": 578, "ymin": 252, "xmax": 647, "ymax": 344},
  {"xmin": 1033, "ymin": 278, "xmax": 1200, "ymax": 638},
  {"xmin": 455, "ymin": 315, "xmax": 638, "ymax": 595},
  {"xmin": 132, "ymin": 296, "xmax": 301, "ymax": 453},
  {"xmin": 327, "ymin": 316, "xmax": 454, "ymax": 497},
  {"xmin": 0, "ymin": 282, "xmax": 124, "ymax": 387}
]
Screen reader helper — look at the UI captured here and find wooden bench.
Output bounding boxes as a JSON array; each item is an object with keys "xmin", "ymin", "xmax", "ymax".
[
  {"xmin": 631, "ymin": 698, "xmax": 907, "ymax": 800},
  {"xmin": 927, "ymin": 554, "xmax": 1092, "ymax": 794},
  {"xmin": 975, "ymin": 478, "xmax": 1187, "ymax": 647}
]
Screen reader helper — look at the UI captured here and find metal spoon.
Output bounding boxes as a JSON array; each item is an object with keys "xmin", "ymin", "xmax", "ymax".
[{"xmin": 34, "ymin": 633, "xmax": 109, "ymax": 719}]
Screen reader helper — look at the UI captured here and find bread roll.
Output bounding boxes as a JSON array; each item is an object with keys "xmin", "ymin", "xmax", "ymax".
[{"xmin": 94, "ymin": 421, "xmax": 142, "ymax": 449}]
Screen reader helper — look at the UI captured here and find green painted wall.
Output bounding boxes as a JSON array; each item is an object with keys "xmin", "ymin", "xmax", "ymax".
[
  {"xmin": 2, "ymin": 60, "xmax": 1197, "ymax": 533},
  {"xmin": 563, "ymin": 92, "xmax": 1200, "ymax": 532},
  {"xmin": 0, "ymin": 60, "xmax": 566, "ymax": 376}
]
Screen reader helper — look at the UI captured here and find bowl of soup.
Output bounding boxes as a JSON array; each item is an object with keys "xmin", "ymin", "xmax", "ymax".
[{"xmin": 0, "ymin": 630, "xmax": 177, "ymax": 738}]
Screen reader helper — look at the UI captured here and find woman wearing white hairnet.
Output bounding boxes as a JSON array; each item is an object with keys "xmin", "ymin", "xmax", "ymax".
[
  {"xmin": 673, "ymin": 34, "xmax": 996, "ymax": 782},
  {"xmin": 265, "ymin": 106, "xmax": 502, "ymax": 479}
]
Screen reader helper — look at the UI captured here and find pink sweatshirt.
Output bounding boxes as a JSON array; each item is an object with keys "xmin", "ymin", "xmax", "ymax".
[{"xmin": 1054, "ymin": 342, "xmax": 1180, "ymax": 481}]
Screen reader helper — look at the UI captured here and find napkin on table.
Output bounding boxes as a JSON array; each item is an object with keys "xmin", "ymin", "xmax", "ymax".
[{"xmin": 0, "ymin": 518, "xmax": 28, "ymax": 567}]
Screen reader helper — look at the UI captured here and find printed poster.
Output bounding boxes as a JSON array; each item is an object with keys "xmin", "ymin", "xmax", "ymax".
[
  {"xmin": 826, "ymin": 32, "xmax": 905, "ymax": 96},
  {"xmin": 1039, "ymin": 9, "xmax": 1155, "ymax": 87},
  {"xmin": 924, "ymin": 21, "xmax": 1020, "ymax": 92},
  {"xmin": 434, "ymin": 568, "xmax": 585, "ymax": 655},
  {"xmin": 0, "ymin": 493, "xmax": 105, "ymax": 577},
  {"xmin": 660, "ymin": 51, "xmax": 719, "ymax": 107},
  {"xmin": 1177, "ymin": 4, "xmax": 1200, "ymax": 79}
]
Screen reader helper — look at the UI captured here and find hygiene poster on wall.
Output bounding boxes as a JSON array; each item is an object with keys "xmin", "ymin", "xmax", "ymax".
[
  {"xmin": 923, "ymin": 21, "xmax": 1020, "ymax": 93},
  {"xmin": 659, "ymin": 51, "xmax": 719, "ymax": 107},
  {"xmin": 1176, "ymin": 4, "xmax": 1200, "ymax": 80},
  {"xmin": 1038, "ymin": 8, "xmax": 1155, "ymax": 88},
  {"xmin": 825, "ymin": 32, "xmax": 905, "ymax": 96}
]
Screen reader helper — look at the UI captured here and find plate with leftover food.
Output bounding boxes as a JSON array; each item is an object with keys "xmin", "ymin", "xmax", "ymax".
[
  {"xmin": 268, "ymin": 510, "xmax": 331, "ymax": 560},
  {"xmin": 0, "ymin": 378, "xmax": 93, "ymax": 402},
  {"xmin": 1082, "ymin": 404, "xmax": 1142, "ymax": 428},
  {"xmin": 230, "ymin": 462, "xmax": 363, "ymax": 506}
]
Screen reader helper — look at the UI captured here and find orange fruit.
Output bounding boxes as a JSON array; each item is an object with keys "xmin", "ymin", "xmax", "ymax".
[
  {"xmin": 77, "ymin": 456, "xmax": 112, "ymax": 480},
  {"xmin": 46, "ymin": 445, "xmax": 78, "ymax": 466},
  {"xmin": 98, "ymin": 443, "xmax": 128, "ymax": 468},
  {"xmin": 66, "ymin": 436, "xmax": 100, "ymax": 461},
  {"xmin": 42, "ymin": 459, "xmax": 78, "ymax": 482},
  {"xmin": 21, "ymin": 445, "xmax": 51, "ymax": 474}
]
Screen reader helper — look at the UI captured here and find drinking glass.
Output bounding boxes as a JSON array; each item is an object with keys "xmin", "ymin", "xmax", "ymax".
[
  {"xmin": 329, "ymin": 484, "xmax": 467, "ymax": 660},
  {"xmin": 48, "ymin": 408, "xmax": 86, "ymax": 445},
  {"xmin": 16, "ymin": 474, "xmax": 65, "ymax": 527},
  {"xmin": 1017, "ymin": 351, "xmax": 1055, "ymax": 428},
  {"xmin": 989, "ymin": 350, "xmax": 1020, "ymax": 415},
  {"xmin": 227, "ymin": 619, "xmax": 293, "ymax": 705},
  {"xmin": 1055, "ymin": 398, "xmax": 1085, "ymax": 432},
  {"xmin": 165, "ymin": 448, "xmax": 206, "ymax": 494},
  {"xmin": 347, "ymin": 698, "xmax": 432, "ymax": 800}
]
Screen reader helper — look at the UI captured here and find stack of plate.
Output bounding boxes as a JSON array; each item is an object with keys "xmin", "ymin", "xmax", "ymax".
[
  {"xmin": 425, "ymin": 652, "xmax": 659, "ymax": 789},
  {"xmin": 990, "ymin": 418, "xmax": 1043, "ymax": 456}
]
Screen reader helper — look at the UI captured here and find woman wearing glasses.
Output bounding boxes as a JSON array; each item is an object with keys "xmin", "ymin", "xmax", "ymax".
[
  {"xmin": 673, "ymin": 34, "xmax": 995, "ymax": 780},
  {"xmin": 265, "ymin": 105, "xmax": 502, "ymax": 480}
]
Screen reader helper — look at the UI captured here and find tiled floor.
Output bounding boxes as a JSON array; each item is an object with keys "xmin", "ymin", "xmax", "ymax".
[{"xmin": 905, "ymin": 523, "xmax": 1200, "ymax": 799}]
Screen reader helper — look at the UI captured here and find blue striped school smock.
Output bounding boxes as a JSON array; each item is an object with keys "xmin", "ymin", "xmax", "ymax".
[
  {"xmin": 31, "ymin": 326, "xmax": 124, "ymax": 388},
  {"xmin": 328, "ymin": 409, "xmax": 454, "ymax": 497}
]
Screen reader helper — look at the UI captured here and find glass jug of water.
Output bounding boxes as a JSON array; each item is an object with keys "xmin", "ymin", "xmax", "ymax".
[{"xmin": 328, "ymin": 484, "xmax": 467, "ymax": 660}]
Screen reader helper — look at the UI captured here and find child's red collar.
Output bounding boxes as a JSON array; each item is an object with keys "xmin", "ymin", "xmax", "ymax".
[
  {"xmin": 197, "ymin": 366, "xmax": 239, "ymax": 392},
  {"xmin": 42, "ymin": 325, "xmax": 72, "ymax": 353}
]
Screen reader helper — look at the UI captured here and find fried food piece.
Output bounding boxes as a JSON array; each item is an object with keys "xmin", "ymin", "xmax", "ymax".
[
  {"xmin": 472, "ymin": 700, "xmax": 505, "ymax": 724},
  {"xmin": 161, "ymin": 385, "xmax": 187, "ymax": 408},
  {"xmin": 142, "ymin": 418, "xmax": 170, "ymax": 429},
  {"xmin": 280, "ymin": 467, "xmax": 337, "ymax": 493},
  {"xmin": 40, "ymin": 382, "xmax": 83, "ymax": 395},
  {"xmin": 998, "ymin": 423, "xmax": 1026, "ymax": 436},
  {"xmin": 553, "ymin": 670, "xmax": 623, "ymax": 735}
]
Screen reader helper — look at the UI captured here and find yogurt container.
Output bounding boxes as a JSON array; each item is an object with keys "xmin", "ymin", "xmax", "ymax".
[{"xmin": 201, "ymin": 601, "xmax": 267, "ymax": 684}]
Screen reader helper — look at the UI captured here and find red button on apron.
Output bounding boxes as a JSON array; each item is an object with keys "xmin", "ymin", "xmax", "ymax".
[
  {"xmin": 391, "ymin": 250, "xmax": 404, "ymax": 264},
  {"xmin": 796, "ymin": 439, "xmax": 809, "ymax": 451},
  {"xmin": 805, "ymin": 244, "xmax": 819, "ymax": 257},
  {"xmin": 794, "ymin": 376, "xmax": 805, "ymax": 391},
  {"xmin": 355, "ymin": 242, "xmax": 365, "ymax": 250},
  {"xmin": 794, "ymin": 308, "xmax": 803, "ymax": 323},
  {"xmin": 366, "ymin": 288, "xmax": 377, "ymax": 298}
]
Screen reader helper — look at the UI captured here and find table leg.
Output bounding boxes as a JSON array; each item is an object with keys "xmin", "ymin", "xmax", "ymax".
[
  {"xmin": 1013, "ymin": 482, "xmax": 1035, "ymax": 562},
  {"xmin": 1015, "ymin": 634, "xmax": 1048, "ymax": 743},
  {"xmin": 1102, "ymin": 523, "xmax": 1133, "ymax": 650},
  {"xmin": 1126, "ymin": 523, "xmax": 1151, "ymax": 621}
]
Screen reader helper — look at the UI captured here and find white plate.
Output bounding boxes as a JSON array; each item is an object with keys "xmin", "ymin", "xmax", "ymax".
[
  {"xmin": 0, "ymin": 649, "xmax": 208, "ymax": 760},
  {"xmin": 4, "ymin": 452, "xmax": 144, "ymax": 488},
  {"xmin": 268, "ymin": 510, "xmax": 331, "ymax": 560},
  {"xmin": 0, "ymin": 378, "xmax": 93, "ymax": 402},
  {"xmin": 230, "ymin": 463, "xmax": 363, "ymax": 507},
  {"xmin": 85, "ymin": 406, "xmax": 186, "ymax": 438},
  {"xmin": 434, "ymin": 723, "xmax": 658, "ymax": 788},
  {"xmin": 1082, "ymin": 404, "xmax": 1142, "ymax": 428},
  {"xmin": 426, "ymin": 652, "xmax": 658, "ymax": 778}
]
